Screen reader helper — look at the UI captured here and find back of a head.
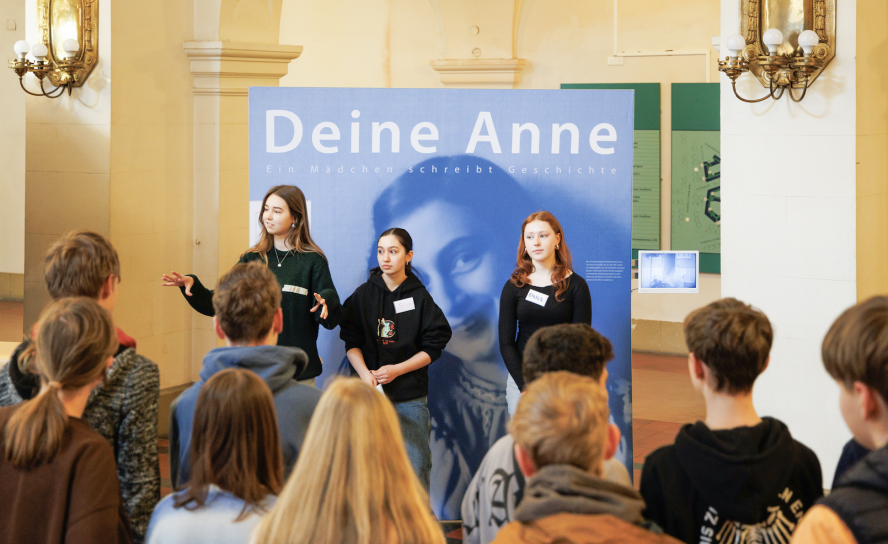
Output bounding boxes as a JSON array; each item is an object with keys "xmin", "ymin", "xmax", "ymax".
[
  {"xmin": 212, "ymin": 263, "xmax": 281, "ymax": 344},
  {"xmin": 44, "ymin": 230, "xmax": 121, "ymax": 300},
  {"xmin": 822, "ymin": 296, "xmax": 888, "ymax": 406},
  {"xmin": 253, "ymin": 378, "xmax": 443, "ymax": 544},
  {"xmin": 4, "ymin": 298, "xmax": 117, "ymax": 468},
  {"xmin": 522, "ymin": 324, "xmax": 614, "ymax": 385},
  {"xmin": 684, "ymin": 298, "xmax": 773, "ymax": 394},
  {"xmin": 510, "ymin": 371, "xmax": 610, "ymax": 475},
  {"xmin": 176, "ymin": 368, "xmax": 283, "ymax": 519}
]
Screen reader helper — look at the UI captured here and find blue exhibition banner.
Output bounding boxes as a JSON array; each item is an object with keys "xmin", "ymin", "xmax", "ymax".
[{"xmin": 248, "ymin": 87, "xmax": 634, "ymax": 519}]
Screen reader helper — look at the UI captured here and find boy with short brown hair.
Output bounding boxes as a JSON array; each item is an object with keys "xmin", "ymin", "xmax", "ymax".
[
  {"xmin": 641, "ymin": 298, "xmax": 822, "ymax": 543},
  {"xmin": 0, "ymin": 230, "xmax": 160, "ymax": 543},
  {"xmin": 170, "ymin": 263, "xmax": 321, "ymax": 486},
  {"xmin": 792, "ymin": 296, "xmax": 888, "ymax": 544}
]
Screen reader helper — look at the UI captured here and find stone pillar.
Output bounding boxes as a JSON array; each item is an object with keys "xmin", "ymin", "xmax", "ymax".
[{"xmin": 183, "ymin": 42, "xmax": 302, "ymax": 379}]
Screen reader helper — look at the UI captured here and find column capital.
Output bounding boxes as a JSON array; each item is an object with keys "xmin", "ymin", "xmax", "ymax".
[
  {"xmin": 430, "ymin": 59, "xmax": 527, "ymax": 88},
  {"xmin": 183, "ymin": 41, "xmax": 303, "ymax": 95}
]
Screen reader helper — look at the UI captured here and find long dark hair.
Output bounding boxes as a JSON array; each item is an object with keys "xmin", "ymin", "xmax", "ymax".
[
  {"xmin": 370, "ymin": 228, "xmax": 415, "ymax": 278},
  {"xmin": 4, "ymin": 298, "xmax": 117, "ymax": 468},
  {"xmin": 245, "ymin": 185, "xmax": 326, "ymax": 263},
  {"xmin": 510, "ymin": 211, "xmax": 574, "ymax": 301},
  {"xmin": 174, "ymin": 368, "xmax": 283, "ymax": 520}
]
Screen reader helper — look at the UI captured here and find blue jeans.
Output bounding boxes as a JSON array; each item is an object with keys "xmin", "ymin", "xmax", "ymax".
[{"xmin": 392, "ymin": 396, "xmax": 431, "ymax": 493}]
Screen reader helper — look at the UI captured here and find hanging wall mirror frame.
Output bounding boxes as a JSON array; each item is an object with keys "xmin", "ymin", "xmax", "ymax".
[{"xmin": 38, "ymin": 0, "xmax": 98, "ymax": 88}]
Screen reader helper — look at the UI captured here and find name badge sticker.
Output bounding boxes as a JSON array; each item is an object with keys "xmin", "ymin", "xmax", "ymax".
[
  {"xmin": 282, "ymin": 285, "xmax": 309, "ymax": 295},
  {"xmin": 394, "ymin": 298, "xmax": 416, "ymax": 314},
  {"xmin": 525, "ymin": 289, "xmax": 549, "ymax": 307}
]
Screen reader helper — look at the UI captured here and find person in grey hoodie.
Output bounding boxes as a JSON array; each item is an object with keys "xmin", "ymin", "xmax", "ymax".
[
  {"xmin": 169, "ymin": 263, "xmax": 322, "ymax": 487},
  {"xmin": 491, "ymin": 372, "xmax": 680, "ymax": 544}
]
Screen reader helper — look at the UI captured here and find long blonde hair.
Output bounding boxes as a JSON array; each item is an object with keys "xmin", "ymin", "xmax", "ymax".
[
  {"xmin": 244, "ymin": 185, "xmax": 326, "ymax": 263},
  {"xmin": 4, "ymin": 298, "xmax": 117, "ymax": 468},
  {"xmin": 253, "ymin": 378, "xmax": 444, "ymax": 544}
]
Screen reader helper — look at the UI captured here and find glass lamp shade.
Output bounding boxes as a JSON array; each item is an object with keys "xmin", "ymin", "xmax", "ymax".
[
  {"xmin": 798, "ymin": 30, "xmax": 819, "ymax": 56},
  {"xmin": 62, "ymin": 39, "xmax": 80, "ymax": 59},
  {"xmin": 30, "ymin": 43, "xmax": 48, "ymax": 60},
  {"xmin": 762, "ymin": 29, "xmax": 784, "ymax": 55},
  {"xmin": 726, "ymin": 34, "xmax": 746, "ymax": 58},
  {"xmin": 13, "ymin": 40, "xmax": 30, "ymax": 60}
]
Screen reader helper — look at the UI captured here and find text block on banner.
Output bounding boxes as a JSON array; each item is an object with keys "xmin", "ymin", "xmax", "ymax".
[{"xmin": 248, "ymin": 88, "xmax": 634, "ymax": 518}]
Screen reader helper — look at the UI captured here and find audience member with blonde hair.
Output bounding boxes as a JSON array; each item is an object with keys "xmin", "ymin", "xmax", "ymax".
[
  {"xmin": 492, "ymin": 371, "xmax": 680, "ymax": 544},
  {"xmin": 147, "ymin": 369, "xmax": 282, "ymax": 544},
  {"xmin": 0, "ymin": 298, "xmax": 132, "ymax": 544},
  {"xmin": 252, "ymin": 378, "xmax": 444, "ymax": 544}
]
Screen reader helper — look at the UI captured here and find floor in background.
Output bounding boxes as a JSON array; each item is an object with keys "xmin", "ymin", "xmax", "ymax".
[
  {"xmin": 158, "ymin": 352, "xmax": 701, "ymax": 539},
  {"xmin": 631, "ymin": 352, "xmax": 705, "ymax": 487},
  {"xmin": 0, "ymin": 301, "xmax": 23, "ymax": 343}
]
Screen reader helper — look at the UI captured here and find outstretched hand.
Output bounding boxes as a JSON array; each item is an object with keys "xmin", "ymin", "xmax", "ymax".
[
  {"xmin": 310, "ymin": 293, "xmax": 328, "ymax": 320},
  {"xmin": 161, "ymin": 271, "xmax": 194, "ymax": 296}
]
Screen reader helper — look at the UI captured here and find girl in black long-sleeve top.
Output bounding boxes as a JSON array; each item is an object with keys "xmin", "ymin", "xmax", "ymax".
[{"xmin": 498, "ymin": 211, "xmax": 592, "ymax": 415}]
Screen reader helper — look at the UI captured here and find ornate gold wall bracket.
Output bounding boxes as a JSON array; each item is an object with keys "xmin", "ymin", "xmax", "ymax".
[
  {"xmin": 719, "ymin": 0, "xmax": 835, "ymax": 103},
  {"xmin": 737, "ymin": 0, "xmax": 835, "ymax": 89},
  {"xmin": 7, "ymin": 0, "xmax": 98, "ymax": 98},
  {"xmin": 38, "ymin": 0, "xmax": 99, "ymax": 88}
]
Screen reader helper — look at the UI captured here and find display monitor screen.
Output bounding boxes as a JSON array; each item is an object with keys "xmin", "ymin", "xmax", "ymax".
[{"xmin": 638, "ymin": 251, "xmax": 699, "ymax": 293}]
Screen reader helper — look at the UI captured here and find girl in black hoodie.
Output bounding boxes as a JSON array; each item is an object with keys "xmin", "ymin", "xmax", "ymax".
[{"xmin": 340, "ymin": 228, "xmax": 452, "ymax": 492}]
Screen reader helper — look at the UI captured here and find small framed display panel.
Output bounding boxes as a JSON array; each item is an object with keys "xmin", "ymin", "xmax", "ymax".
[{"xmin": 638, "ymin": 250, "xmax": 700, "ymax": 294}]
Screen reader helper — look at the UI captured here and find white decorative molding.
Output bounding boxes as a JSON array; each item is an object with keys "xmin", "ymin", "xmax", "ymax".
[
  {"xmin": 430, "ymin": 59, "xmax": 527, "ymax": 88},
  {"xmin": 182, "ymin": 41, "xmax": 303, "ymax": 96}
]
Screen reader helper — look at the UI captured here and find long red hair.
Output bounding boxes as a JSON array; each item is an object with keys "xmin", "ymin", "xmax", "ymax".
[{"xmin": 510, "ymin": 211, "xmax": 573, "ymax": 301}]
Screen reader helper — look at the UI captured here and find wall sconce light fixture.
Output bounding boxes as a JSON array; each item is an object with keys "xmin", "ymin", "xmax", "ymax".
[
  {"xmin": 718, "ymin": 0, "xmax": 835, "ymax": 103},
  {"xmin": 7, "ymin": 0, "xmax": 99, "ymax": 98}
]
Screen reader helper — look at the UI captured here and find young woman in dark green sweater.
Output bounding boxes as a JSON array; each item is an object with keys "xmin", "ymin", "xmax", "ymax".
[{"xmin": 162, "ymin": 185, "xmax": 344, "ymax": 384}]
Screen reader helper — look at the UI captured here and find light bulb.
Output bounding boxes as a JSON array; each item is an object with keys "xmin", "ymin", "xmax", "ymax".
[
  {"xmin": 30, "ymin": 43, "xmax": 48, "ymax": 61},
  {"xmin": 762, "ymin": 28, "xmax": 784, "ymax": 55},
  {"xmin": 62, "ymin": 39, "xmax": 79, "ymax": 59},
  {"xmin": 798, "ymin": 30, "xmax": 819, "ymax": 56},
  {"xmin": 726, "ymin": 34, "xmax": 746, "ymax": 59},
  {"xmin": 13, "ymin": 40, "xmax": 30, "ymax": 60}
]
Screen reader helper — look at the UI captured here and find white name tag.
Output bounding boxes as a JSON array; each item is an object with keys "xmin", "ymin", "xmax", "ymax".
[
  {"xmin": 525, "ymin": 289, "xmax": 549, "ymax": 307},
  {"xmin": 282, "ymin": 285, "xmax": 308, "ymax": 295},
  {"xmin": 394, "ymin": 298, "xmax": 415, "ymax": 313}
]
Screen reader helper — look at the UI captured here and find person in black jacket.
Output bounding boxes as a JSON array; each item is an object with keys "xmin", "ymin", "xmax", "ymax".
[
  {"xmin": 792, "ymin": 296, "xmax": 888, "ymax": 544},
  {"xmin": 640, "ymin": 298, "xmax": 822, "ymax": 544},
  {"xmin": 340, "ymin": 228, "xmax": 452, "ymax": 492}
]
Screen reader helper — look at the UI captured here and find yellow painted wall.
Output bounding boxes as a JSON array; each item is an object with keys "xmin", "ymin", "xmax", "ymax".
[
  {"xmin": 856, "ymin": 0, "xmax": 888, "ymax": 301},
  {"xmin": 278, "ymin": 0, "xmax": 723, "ymax": 323},
  {"xmin": 109, "ymin": 0, "xmax": 195, "ymax": 389},
  {"xmin": 0, "ymin": 0, "xmax": 25, "ymax": 277}
]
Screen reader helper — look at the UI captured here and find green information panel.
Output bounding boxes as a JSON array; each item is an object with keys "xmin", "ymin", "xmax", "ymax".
[
  {"xmin": 671, "ymin": 131, "xmax": 720, "ymax": 252},
  {"xmin": 562, "ymin": 83, "xmax": 660, "ymax": 257},
  {"xmin": 671, "ymin": 83, "xmax": 720, "ymax": 273}
]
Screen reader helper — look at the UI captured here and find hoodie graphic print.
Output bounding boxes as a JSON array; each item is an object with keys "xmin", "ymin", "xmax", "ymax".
[
  {"xmin": 341, "ymin": 273, "xmax": 452, "ymax": 402},
  {"xmin": 640, "ymin": 418, "xmax": 823, "ymax": 544}
]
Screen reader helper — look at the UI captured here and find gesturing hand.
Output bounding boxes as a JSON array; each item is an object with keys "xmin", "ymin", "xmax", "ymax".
[
  {"xmin": 310, "ymin": 293, "xmax": 329, "ymax": 320},
  {"xmin": 161, "ymin": 271, "xmax": 194, "ymax": 296},
  {"xmin": 371, "ymin": 365, "xmax": 400, "ymax": 385}
]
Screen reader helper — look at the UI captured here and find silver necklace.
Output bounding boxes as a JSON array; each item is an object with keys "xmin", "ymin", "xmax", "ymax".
[{"xmin": 274, "ymin": 246, "xmax": 293, "ymax": 267}]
